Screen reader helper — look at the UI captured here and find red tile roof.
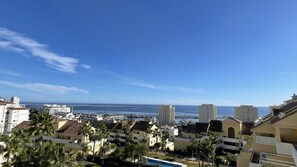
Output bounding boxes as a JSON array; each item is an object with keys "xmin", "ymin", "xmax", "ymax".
[
  {"xmin": 56, "ymin": 120, "xmax": 83, "ymax": 136},
  {"xmin": 11, "ymin": 121, "xmax": 33, "ymax": 132}
]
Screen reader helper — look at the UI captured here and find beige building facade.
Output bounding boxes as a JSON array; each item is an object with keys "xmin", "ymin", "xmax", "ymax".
[
  {"xmin": 234, "ymin": 105, "xmax": 258, "ymax": 122},
  {"xmin": 199, "ymin": 104, "xmax": 217, "ymax": 123},
  {"xmin": 158, "ymin": 105, "xmax": 175, "ymax": 126},
  {"xmin": 237, "ymin": 95, "xmax": 297, "ymax": 167}
]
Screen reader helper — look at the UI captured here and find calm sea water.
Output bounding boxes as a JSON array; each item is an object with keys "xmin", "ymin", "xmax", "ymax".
[{"xmin": 25, "ymin": 103, "xmax": 269, "ymax": 118}]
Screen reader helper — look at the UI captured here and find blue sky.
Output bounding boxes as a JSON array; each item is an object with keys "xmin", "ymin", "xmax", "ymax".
[{"xmin": 0, "ymin": 1, "xmax": 297, "ymax": 106}]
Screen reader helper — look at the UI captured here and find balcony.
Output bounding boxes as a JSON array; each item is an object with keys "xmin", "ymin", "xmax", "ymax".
[
  {"xmin": 249, "ymin": 152, "xmax": 260, "ymax": 167},
  {"xmin": 42, "ymin": 136, "xmax": 82, "ymax": 149},
  {"xmin": 256, "ymin": 136, "xmax": 275, "ymax": 145},
  {"xmin": 260, "ymin": 152, "xmax": 295, "ymax": 167},
  {"xmin": 293, "ymin": 145, "xmax": 297, "ymax": 165}
]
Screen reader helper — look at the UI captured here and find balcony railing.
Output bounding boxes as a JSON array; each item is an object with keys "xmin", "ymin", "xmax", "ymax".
[
  {"xmin": 291, "ymin": 145, "xmax": 297, "ymax": 165},
  {"xmin": 256, "ymin": 136, "xmax": 275, "ymax": 145}
]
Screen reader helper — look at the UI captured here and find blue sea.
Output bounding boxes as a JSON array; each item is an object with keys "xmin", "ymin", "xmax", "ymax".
[{"xmin": 24, "ymin": 103, "xmax": 270, "ymax": 119}]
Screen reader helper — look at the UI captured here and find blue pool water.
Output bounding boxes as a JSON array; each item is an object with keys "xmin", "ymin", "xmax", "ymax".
[{"xmin": 147, "ymin": 159, "xmax": 183, "ymax": 167}]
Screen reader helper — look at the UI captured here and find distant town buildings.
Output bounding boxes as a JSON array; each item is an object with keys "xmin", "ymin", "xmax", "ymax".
[
  {"xmin": 234, "ymin": 105, "xmax": 258, "ymax": 122},
  {"xmin": 41, "ymin": 104, "xmax": 71, "ymax": 115},
  {"xmin": 198, "ymin": 104, "xmax": 217, "ymax": 123},
  {"xmin": 158, "ymin": 105, "xmax": 175, "ymax": 126},
  {"xmin": 0, "ymin": 97, "xmax": 29, "ymax": 134}
]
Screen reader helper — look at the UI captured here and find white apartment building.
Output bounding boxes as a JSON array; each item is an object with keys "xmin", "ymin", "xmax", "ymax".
[
  {"xmin": 0, "ymin": 97, "xmax": 29, "ymax": 134},
  {"xmin": 41, "ymin": 104, "xmax": 71, "ymax": 115},
  {"xmin": 199, "ymin": 104, "xmax": 217, "ymax": 123},
  {"xmin": 160, "ymin": 125, "xmax": 178, "ymax": 139},
  {"xmin": 158, "ymin": 105, "xmax": 175, "ymax": 126},
  {"xmin": 234, "ymin": 105, "xmax": 258, "ymax": 122}
]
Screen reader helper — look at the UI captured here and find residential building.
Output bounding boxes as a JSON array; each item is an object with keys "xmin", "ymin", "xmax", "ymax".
[
  {"xmin": 0, "ymin": 97, "xmax": 29, "ymax": 134},
  {"xmin": 234, "ymin": 105, "xmax": 258, "ymax": 122},
  {"xmin": 158, "ymin": 105, "xmax": 175, "ymax": 126},
  {"xmin": 160, "ymin": 125, "xmax": 178, "ymax": 139},
  {"xmin": 105, "ymin": 120, "xmax": 174, "ymax": 150},
  {"xmin": 237, "ymin": 95, "xmax": 297, "ymax": 167},
  {"xmin": 199, "ymin": 104, "xmax": 217, "ymax": 123},
  {"xmin": 174, "ymin": 122, "xmax": 209, "ymax": 151},
  {"xmin": 12, "ymin": 119, "xmax": 105, "ymax": 153},
  {"xmin": 41, "ymin": 104, "xmax": 71, "ymax": 115},
  {"xmin": 174, "ymin": 117, "xmax": 253, "ymax": 158}
]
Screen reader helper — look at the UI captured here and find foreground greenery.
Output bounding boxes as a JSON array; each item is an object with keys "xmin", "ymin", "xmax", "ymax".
[
  {"xmin": 0, "ymin": 113, "xmax": 151, "ymax": 167},
  {"xmin": 0, "ymin": 113, "xmax": 77, "ymax": 167}
]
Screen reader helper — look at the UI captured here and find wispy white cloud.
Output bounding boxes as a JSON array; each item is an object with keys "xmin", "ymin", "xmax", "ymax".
[
  {"xmin": 100, "ymin": 70, "xmax": 204, "ymax": 93},
  {"xmin": 165, "ymin": 98, "xmax": 238, "ymax": 105},
  {"xmin": 100, "ymin": 70, "xmax": 133, "ymax": 81},
  {"xmin": 0, "ymin": 80, "xmax": 88, "ymax": 94},
  {"xmin": 0, "ymin": 28, "xmax": 90, "ymax": 73},
  {"xmin": 0, "ymin": 69, "xmax": 20, "ymax": 76},
  {"xmin": 81, "ymin": 64, "xmax": 91, "ymax": 69},
  {"xmin": 128, "ymin": 82, "xmax": 203, "ymax": 93},
  {"xmin": 128, "ymin": 82, "xmax": 173, "ymax": 92},
  {"xmin": 165, "ymin": 98, "xmax": 204, "ymax": 105}
]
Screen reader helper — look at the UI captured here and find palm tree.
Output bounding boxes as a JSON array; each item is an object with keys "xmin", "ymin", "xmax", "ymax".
[
  {"xmin": 112, "ymin": 146, "xmax": 125, "ymax": 160},
  {"xmin": 206, "ymin": 136, "xmax": 218, "ymax": 165},
  {"xmin": 30, "ymin": 112, "xmax": 55, "ymax": 144},
  {"xmin": 78, "ymin": 122, "xmax": 92, "ymax": 143},
  {"xmin": 123, "ymin": 123, "xmax": 133, "ymax": 145},
  {"xmin": 161, "ymin": 131, "xmax": 170, "ymax": 152},
  {"xmin": 97, "ymin": 143, "xmax": 116, "ymax": 166},
  {"xmin": 12, "ymin": 130, "xmax": 34, "ymax": 166},
  {"xmin": 125, "ymin": 144, "xmax": 137, "ymax": 162},
  {"xmin": 135, "ymin": 143, "xmax": 148, "ymax": 165},
  {"xmin": 0, "ymin": 134, "xmax": 20, "ymax": 167},
  {"xmin": 80, "ymin": 142, "xmax": 91, "ymax": 161},
  {"xmin": 52, "ymin": 145, "xmax": 77, "ymax": 167},
  {"xmin": 89, "ymin": 122, "xmax": 107, "ymax": 161}
]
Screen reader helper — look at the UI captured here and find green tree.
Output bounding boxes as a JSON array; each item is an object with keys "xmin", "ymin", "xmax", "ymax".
[
  {"xmin": 30, "ymin": 112, "xmax": 56, "ymax": 143},
  {"xmin": 134, "ymin": 143, "xmax": 148, "ymax": 165},
  {"xmin": 89, "ymin": 122, "xmax": 107, "ymax": 161},
  {"xmin": 78, "ymin": 122, "xmax": 92, "ymax": 143},
  {"xmin": 125, "ymin": 144, "xmax": 137, "ymax": 162},
  {"xmin": 123, "ymin": 122, "xmax": 133, "ymax": 145},
  {"xmin": 0, "ymin": 134, "xmax": 19, "ymax": 167},
  {"xmin": 52, "ymin": 145, "xmax": 77, "ymax": 167},
  {"xmin": 161, "ymin": 131, "xmax": 170, "ymax": 151},
  {"xmin": 112, "ymin": 146, "xmax": 125, "ymax": 160}
]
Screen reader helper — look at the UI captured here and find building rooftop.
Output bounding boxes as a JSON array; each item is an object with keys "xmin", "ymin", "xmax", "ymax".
[
  {"xmin": 241, "ymin": 122, "xmax": 254, "ymax": 135},
  {"xmin": 11, "ymin": 121, "xmax": 33, "ymax": 132},
  {"xmin": 56, "ymin": 120, "xmax": 83, "ymax": 137},
  {"xmin": 131, "ymin": 121, "xmax": 151, "ymax": 131},
  {"xmin": 208, "ymin": 120, "xmax": 223, "ymax": 132},
  {"xmin": 182, "ymin": 122, "xmax": 209, "ymax": 134}
]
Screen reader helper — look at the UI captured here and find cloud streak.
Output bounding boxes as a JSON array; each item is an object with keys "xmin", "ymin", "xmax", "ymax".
[
  {"xmin": 0, "ymin": 69, "xmax": 20, "ymax": 76},
  {"xmin": 0, "ymin": 28, "xmax": 90, "ymax": 73},
  {"xmin": 100, "ymin": 70, "xmax": 204, "ymax": 93},
  {"xmin": 0, "ymin": 80, "xmax": 88, "ymax": 94},
  {"xmin": 128, "ymin": 82, "xmax": 203, "ymax": 93}
]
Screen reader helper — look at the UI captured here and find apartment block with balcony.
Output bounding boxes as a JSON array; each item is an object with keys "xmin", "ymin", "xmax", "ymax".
[
  {"xmin": 174, "ymin": 118, "xmax": 253, "ymax": 155},
  {"xmin": 237, "ymin": 95, "xmax": 297, "ymax": 167},
  {"xmin": 174, "ymin": 122, "xmax": 209, "ymax": 151},
  {"xmin": 235, "ymin": 105, "xmax": 259, "ymax": 122},
  {"xmin": 199, "ymin": 104, "xmax": 217, "ymax": 123},
  {"xmin": 105, "ymin": 120, "xmax": 164, "ymax": 148},
  {"xmin": 12, "ymin": 119, "xmax": 104, "ymax": 153},
  {"xmin": 158, "ymin": 105, "xmax": 175, "ymax": 126},
  {"xmin": 0, "ymin": 97, "xmax": 29, "ymax": 134}
]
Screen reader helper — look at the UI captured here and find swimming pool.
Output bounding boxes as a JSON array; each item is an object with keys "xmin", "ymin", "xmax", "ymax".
[{"xmin": 145, "ymin": 157, "xmax": 187, "ymax": 167}]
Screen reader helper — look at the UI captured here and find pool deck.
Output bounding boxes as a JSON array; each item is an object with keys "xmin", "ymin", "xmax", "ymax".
[{"xmin": 144, "ymin": 156, "xmax": 187, "ymax": 167}]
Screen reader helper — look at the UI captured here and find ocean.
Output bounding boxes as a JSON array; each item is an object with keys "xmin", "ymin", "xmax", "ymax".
[{"xmin": 25, "ymin": 103, "xmax": 270, "ymax": 119}]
